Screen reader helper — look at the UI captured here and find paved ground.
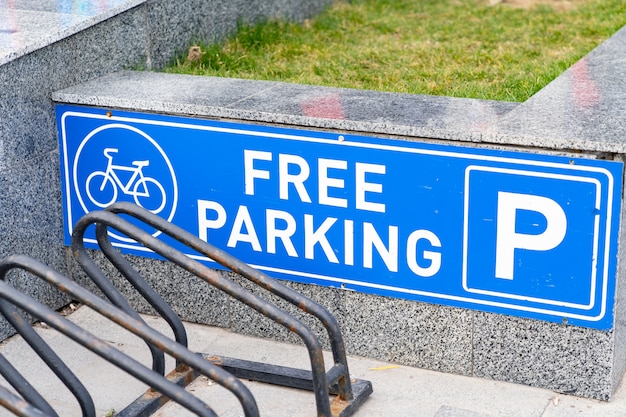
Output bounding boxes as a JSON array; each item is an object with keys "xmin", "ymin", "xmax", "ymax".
[{"xmin": 0, "ymin": 306, "xmax": 625, "ymax": 417}]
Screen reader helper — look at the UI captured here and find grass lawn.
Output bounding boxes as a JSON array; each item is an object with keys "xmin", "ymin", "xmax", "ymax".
[{"xmin": 166, "ymin": 0, "xmax": 626, "ymax": 102}]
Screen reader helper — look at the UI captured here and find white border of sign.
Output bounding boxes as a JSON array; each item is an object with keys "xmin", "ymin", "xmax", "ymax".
[{"xmin": 59, "ymin": 110, "xmax": 616, "ymax": 324}]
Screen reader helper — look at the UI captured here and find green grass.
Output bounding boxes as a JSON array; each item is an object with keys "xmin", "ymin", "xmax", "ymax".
[{"xmin": 165, "ymin": 0, "xmax": 626, "ymax": 102}]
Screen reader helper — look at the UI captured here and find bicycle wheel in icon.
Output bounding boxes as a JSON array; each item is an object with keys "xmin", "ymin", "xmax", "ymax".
[
  {"xmin": 85, "ymin": 171, "xmax": 118, "ymax": 208},
  {"xmin": 133, "ymin": 177, "xmax": 167, "ymax": 214}
]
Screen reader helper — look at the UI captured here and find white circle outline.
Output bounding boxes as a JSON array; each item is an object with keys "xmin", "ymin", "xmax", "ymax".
[{"xmin": 73, "ymin": 123, "xmax": 179, "ymax": 243}]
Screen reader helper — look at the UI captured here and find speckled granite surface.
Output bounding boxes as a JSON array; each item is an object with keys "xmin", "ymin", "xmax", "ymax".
[
  {"xmin": 484, "ymin": 26, "xmax": 626, "ymax": 154},
  {"xmin": 0, "ymin": 0, "xmax": 145, "ymax": 66},
  {"xmin": 51, "ymin": 70, "xmax": 518, "ymax": 144}
]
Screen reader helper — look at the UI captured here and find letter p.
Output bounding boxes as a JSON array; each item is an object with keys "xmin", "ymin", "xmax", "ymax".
[{"xmin": 495, "ymin": 192, "xmax": 567, "ymax": 280}]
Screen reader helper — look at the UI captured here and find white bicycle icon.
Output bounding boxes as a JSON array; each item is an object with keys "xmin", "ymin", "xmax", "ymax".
[{"xmin": 85, "ymin": 148, "xmax": 167, "ymax": 214}]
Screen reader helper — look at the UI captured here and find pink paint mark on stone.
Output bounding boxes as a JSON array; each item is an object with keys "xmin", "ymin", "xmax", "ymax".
[
  {"xmin": 571, "ymin": 58, "xmax": 600, "ymax": 110},
  {"xmin": 300, "ymin": 94, "xmax": 345, "ymax": 119}
]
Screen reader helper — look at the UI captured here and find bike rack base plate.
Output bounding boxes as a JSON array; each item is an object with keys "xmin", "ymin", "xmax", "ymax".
[{"xmin": 117, "ymin": 354, "xmax": 373, "ymax": 417}]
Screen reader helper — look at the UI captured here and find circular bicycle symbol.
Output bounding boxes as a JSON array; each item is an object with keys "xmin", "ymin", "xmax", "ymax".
[
  {"xmin": 85, "ymin": 147, "xmax": 167, "ymax": 214},
  {"xmin": 73, "ymin": 123, "xmax": 178, "ymax": 242}
]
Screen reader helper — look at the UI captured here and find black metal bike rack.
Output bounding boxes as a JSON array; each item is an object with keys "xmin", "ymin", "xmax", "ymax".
[
  {"xmin": 0, "ymin": 255, "xmax": 258, "ymax": 417},
  {"xmin": 0, "ymin": 202, "xmax": 372, "ymax": 416}
]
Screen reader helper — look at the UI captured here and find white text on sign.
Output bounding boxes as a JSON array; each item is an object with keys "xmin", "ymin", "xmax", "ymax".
[{"xmin": 198, "ymin": 150, "xmax": 443, "ymax": 278}]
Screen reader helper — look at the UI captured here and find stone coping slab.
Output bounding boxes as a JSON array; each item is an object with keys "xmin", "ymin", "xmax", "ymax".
[
  {"xmin": 53, "ymin": 70, "xmax": 519, "ymax": 145},
  {"xmin": 53, "ymin": 23, "xmax": 626, "ymax": 155},
  {"xmin": 485, "ymin": 25, "xmax": 626, "ymax": 154},
  {"xmin": 0, "ymin": 0, "xmax": 145, "ymax": 66}
]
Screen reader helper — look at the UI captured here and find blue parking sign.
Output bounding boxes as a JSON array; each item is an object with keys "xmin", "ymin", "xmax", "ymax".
[{"xmin": 56, "ymin": 105, "xmax": 623, "ymax": 330}]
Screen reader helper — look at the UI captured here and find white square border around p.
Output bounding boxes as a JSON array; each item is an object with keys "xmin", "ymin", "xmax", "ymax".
[{"xmin": 462, "ymin": 165, "xmax": 605, "ymax": 313}]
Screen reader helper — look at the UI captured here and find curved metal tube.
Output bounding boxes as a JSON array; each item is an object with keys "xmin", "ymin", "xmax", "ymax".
[
  {"xmin": 107, "ymin": 202, "xmax": 354, "ymax": 400},
  {"xmin": 77, "ymin": 223, "xmax": 188, "ymax": 368},
  {"xmin": 68, "ymin": 239, "xmax": 166, "ymax": 375},
  {"xmin": 0, "ymin": 385, "xmax": 49, "ymax": 417},
  {"xmin": 0, "ymin": 354, "xmax": 56, "ymax": 417},
  {"xmin": 96, "ymin": 233, "xmax": 188, "ymax": 351},
  {"xmin": 0, "ymin": 303, "xmax": 95, "ymax": 417},
  {"xmin": 0, "ymin": 294, "xmax": 215, "ymax": 417},
  {"xmin": 72, "ymin": 210, "xmax": 334, "ymax": 415},
  {"xmin": 0, "ymin": 255, "xmax": 259, "ymax": 417}
]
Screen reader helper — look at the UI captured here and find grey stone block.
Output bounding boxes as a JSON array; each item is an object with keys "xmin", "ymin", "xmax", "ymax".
[
  {"xmin": 68, "ymin": 249, "xmax": 232, "ymax": 329},
  {"xmin": 485, "ymin": 25, "xmax": 626, "ymax": 154},
  {"xmin": 7, "ymin": 151, "xmax": 64, "ymax": 240},
  {"xmin": 52, "ymin": 71, "xmax": 276, "ymax": 113},
  {"xmin": 4, "ymin": 0, "xmax": 143, "ymax": 15},
  {"xmin": 68, "ymin": 6, "xmax": 149, "ymax": 82},
  {"xmin": 0, "ymin": 43, "xmax": 76, "ymax": 163},
  {"xmin": 343, "ymin": 293, "xmax": 473, "ymax": 375},
  {"xmin": 472, "ymin": 312, "xmax": 614, "ymax": 400},
  {"xmin": 230, "ymin": 81, "xmax": 517, "ymax": 142},
  {"xmin": 227, "ymin": 272, "xmax": 346, "ymax": 350},
  {"xmin": 0, "ymin": 1, "xmax": 145, "ymax": 66},
  {"xmin": 51, "ymin": 71, "xmax": 519, "ymax": 145},
  {"xmin": 0, "ymin": 150, "xmax": 69, "ymax": 340}
]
